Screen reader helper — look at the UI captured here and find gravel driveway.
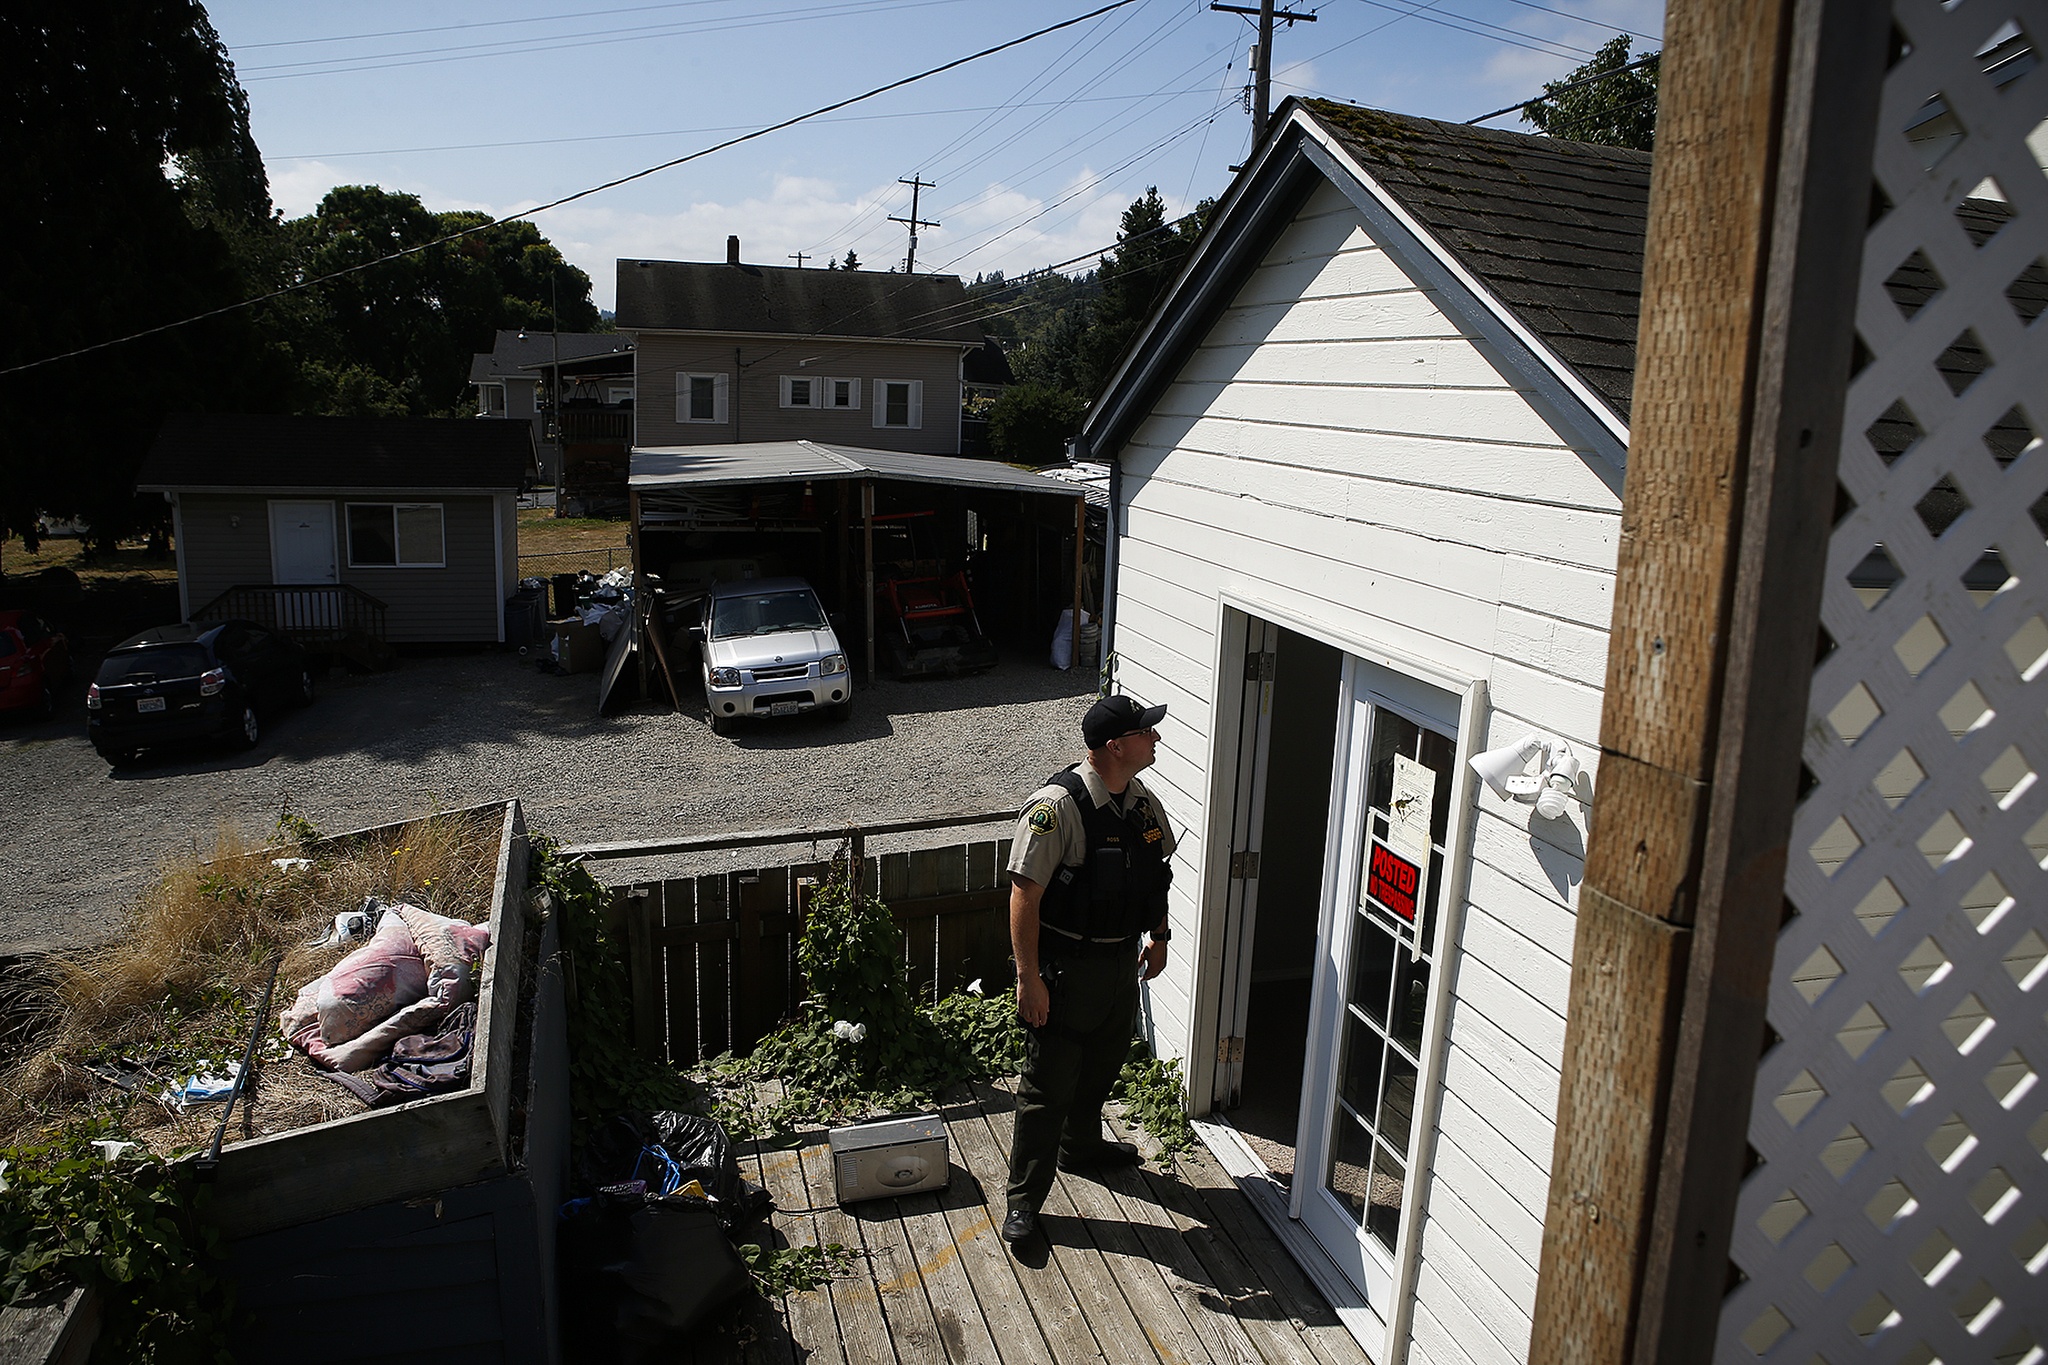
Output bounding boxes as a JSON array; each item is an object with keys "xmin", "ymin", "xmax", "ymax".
[{"xmin": 0, "ymin": 652, "xmax": 1097, "ymax": 954}]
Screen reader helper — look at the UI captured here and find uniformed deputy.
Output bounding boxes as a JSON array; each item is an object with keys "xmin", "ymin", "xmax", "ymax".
[{"xmin": 1001, "ymin": 693, "xmax": 1176, "ymax": 1247}]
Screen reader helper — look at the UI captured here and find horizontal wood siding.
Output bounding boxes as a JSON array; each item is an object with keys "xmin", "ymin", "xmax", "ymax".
[
  {"xmin": 1114, "ymin": 179, "xmax": 1619, "ymax": 1363},
  {"xmin": 179, "ymin": 495, "xmax": 504, "ymax": 643},
  {"xmin": 178, "ymin": 494, "xmax": 283, "ymax": 615},
  {"xmin": 340, "ymin": 496, "xmax": 501, "ymax": 643},
  {"xmin": 631, "ymin": 334, "xmax": 964, "ymax": 453}
]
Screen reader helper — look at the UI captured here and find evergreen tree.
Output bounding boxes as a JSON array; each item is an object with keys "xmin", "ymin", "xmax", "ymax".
[{"xmin": 1076, "ymin": 189, "xmax": 1212, "ymax": 398}]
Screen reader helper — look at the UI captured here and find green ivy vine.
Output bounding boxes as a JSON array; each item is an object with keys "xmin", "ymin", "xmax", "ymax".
[{"xmin": 0, "ymin": 1121, "xmax": 230, "ymax": 1363}]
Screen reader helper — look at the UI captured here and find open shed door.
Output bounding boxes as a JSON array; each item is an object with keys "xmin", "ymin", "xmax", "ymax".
[{"xmin": 1213, "ymin": 616, "xmax": 1279, "ymax": 1108}]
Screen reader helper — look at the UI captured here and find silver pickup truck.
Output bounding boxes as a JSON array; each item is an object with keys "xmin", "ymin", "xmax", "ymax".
[{"xmin": 694, "ymin": 577, "xmax": 852, "ymax": 734}]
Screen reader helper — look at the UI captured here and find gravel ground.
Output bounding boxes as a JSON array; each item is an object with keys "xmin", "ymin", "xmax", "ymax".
[{"xmin": 0, "ymin": 651, "xmax": 1095, "ymax": 954}]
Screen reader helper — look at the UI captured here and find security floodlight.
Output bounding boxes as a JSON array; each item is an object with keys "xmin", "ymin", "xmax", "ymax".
[
  {"xmin": 1470, "ymin": 732, "xmax": 1585, "ymax": 818},
  {"xmin": 1534, "ymin": 745, "xmax": 1582, "ymax": 820},
  {"xmin": 1468, "ymin": 733, "xmax": 1548, "ymax": 800}
]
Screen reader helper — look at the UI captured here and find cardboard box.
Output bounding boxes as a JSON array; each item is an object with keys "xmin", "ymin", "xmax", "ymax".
[
  {"xmin": 827, "ymin": 1114, "xmax": 949, "ymax": 1204},
  {"xmin": 550, "ymin": 618, "xmax": 604, "ymax": 674}
]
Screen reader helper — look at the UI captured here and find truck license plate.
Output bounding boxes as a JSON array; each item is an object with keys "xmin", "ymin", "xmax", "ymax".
[
  {"xmin": 770, "ymin": 701, "xmax": 799, "ymax": 717},
  {"xmin": 137, "ymin": 696, "xmax": 166, "ymax": 713}
]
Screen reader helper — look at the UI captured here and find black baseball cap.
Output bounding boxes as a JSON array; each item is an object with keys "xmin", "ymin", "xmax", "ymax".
[{"xmin": 1083, "ymin": 694, "xmax": 1168, "ymax": 749}]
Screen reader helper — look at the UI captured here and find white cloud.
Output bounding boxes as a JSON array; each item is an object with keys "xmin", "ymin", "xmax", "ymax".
[
  {"xmin": 266, "ymin": 159, "xmax": 500, "ymax": 220},
  {"xmin": 266, "ymin": 160, "xmax": 348, "ymax": 219}
]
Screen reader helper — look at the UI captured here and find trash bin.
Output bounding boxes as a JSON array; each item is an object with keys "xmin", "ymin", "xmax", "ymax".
[
  {"xmin": 553, "ymin": 572, "xmax": 583, "ymax": 619},
  {"xmin": 505, "ymin": 589, "xmax": 545, "ymax": 648}
]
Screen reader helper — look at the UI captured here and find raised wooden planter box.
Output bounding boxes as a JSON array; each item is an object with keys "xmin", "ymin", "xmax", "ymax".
[{"xmin": 205, "ymin": 800, "xmax": 570, "ymax": 1365}]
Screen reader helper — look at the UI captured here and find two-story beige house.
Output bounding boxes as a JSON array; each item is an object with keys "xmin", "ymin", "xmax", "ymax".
[{"xmin": 615, "ymin": 238, "xmax": 988, "ymax": 455}]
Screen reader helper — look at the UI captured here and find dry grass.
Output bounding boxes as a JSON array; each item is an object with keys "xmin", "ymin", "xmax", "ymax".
[
  {"xmin": 0, "ymin": 534, "xmax": 178, "ymax": 587},
  {"xmin": 0, "ymin": 809, "xmax": 505, "ymax": 1155},
  {"xmin": 514, "ymin": 507, "xmax": 631, "ymax": 584}
]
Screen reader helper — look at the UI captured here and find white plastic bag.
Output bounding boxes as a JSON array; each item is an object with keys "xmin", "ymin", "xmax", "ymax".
[{"xmin": 1050, "ymin": 608, "xmax": 1091, "ymax": 670}]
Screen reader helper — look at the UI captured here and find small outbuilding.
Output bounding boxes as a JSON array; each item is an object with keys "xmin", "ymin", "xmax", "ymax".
[
  {"xmin": 139, "ymin": 414, "xmax": 531, "ymax": 648},
  {"xmin": 1079, "ymin": 98, "xmax": 1645, "ymax": 1363}
]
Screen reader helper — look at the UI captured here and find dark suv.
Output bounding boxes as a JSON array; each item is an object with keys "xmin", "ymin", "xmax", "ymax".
[{"xmin": 87, "ymin": 621, "xmax": 314, "ymax": 765}]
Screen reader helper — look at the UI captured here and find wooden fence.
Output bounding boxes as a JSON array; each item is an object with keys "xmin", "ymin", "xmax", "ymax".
[{"xmin": 570, "ymin": 815, "xmax": 1015, "ymax": 1066}]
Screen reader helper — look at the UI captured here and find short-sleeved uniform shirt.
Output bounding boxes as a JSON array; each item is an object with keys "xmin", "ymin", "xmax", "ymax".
[{"xmin": 1007, "ymin": 763, "xmax": 1177, "ymax": 895}]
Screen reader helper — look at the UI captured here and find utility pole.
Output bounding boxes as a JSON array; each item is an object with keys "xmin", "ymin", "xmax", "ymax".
[
  {"xmin": 889, "ymin": 175, "xmax": 938, "ymax": 274},
  {"xmin": 1210, "ymin": 0, "xmax": 1316, "ymax": 147},
  {"xmin": 788, "ymin": 251, "xmax": 809, "ymax": 268}
]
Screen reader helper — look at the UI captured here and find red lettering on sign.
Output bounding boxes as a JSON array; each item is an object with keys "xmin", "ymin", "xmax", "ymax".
[{"xmin": 1367, "ymin": 844, "xmax": 1421, "ymax": 922}]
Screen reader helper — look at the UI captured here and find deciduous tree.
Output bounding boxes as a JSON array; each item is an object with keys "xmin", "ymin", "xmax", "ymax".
[
  {"xmin": 1520, "ymin": 34, "xmax": 1661, "ymax": 152},
  {"xmin": 2, "ymin": 0, "xmax": 273, "ymax": 552}
]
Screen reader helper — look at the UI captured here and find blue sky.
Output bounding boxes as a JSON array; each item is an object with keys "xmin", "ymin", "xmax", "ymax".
[{"xmin": 206, "ymin": 0, "xmax": 1666, "ymax": 313}]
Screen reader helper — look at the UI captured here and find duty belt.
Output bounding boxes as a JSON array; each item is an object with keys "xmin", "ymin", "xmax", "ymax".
[{"xmin": 1040, "ymin": 922, "xmax": 1139, "ymax": 959}]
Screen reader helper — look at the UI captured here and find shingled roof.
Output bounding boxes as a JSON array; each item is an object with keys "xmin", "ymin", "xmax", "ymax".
[
  {"xmin": 1303, "ymin": 100, "xmax": 1651, "ymax": 420},
  {"xmin": 615, "ymin": 259, "xmax": 986, "ymax": 346},
  {"xmin": 137, "ymin": 414, "xmax": 531, "ymax": 492}
]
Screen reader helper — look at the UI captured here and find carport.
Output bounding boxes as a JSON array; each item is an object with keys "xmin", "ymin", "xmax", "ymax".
[{"xmin": 628, "ymin": 441, "xmax": 1098, "ymax": 682}]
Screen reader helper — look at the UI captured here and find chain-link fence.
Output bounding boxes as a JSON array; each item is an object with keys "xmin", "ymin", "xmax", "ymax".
[{"xmin": 515, "ymin": 545, "xmax": 629, "ymax": 584}]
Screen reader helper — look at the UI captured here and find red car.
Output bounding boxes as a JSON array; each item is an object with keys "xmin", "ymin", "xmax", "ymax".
[{"xmin": 0, "ymin": 611, "xmax": 71, "ymax": 718}]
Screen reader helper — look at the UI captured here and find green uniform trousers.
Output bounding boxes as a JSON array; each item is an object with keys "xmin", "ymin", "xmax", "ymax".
[{"xmin": 1006, "ymin": 945, "xmax": 1139, "ymax": 1215}]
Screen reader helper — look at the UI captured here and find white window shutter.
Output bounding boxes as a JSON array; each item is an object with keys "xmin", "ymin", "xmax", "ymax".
[
  {"xmin": 714, "ymin": 373, "xmax": 729, "ymax": 424},
  {"xmin": 675, "ymin": 372, "xmax": 689, "ymax": 424},
  {"xmin": 845, "ymin": 378, "xmax": 860, "ymax": 409},
  {"xmin": 871, "ymin": 382, "xmax": 886, "ymax": 428},
  {"xmin": 908, "ymin": 380, "xmax": 923, "ymax": 430}
]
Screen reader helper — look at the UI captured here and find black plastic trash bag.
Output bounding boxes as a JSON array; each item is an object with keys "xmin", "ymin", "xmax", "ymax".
[
  {"xmin": 579, "ymin": 1111, "xmax": 770, "ymax": 1229},
  {"xmin": 559, "ymin": 1189, "xmax": 750, "ymax": 1363}
]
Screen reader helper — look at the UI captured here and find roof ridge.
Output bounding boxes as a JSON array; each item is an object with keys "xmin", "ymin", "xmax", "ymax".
[{"xmin": 800, "ymin": 440, "xmax": 875, "ymax": 474}]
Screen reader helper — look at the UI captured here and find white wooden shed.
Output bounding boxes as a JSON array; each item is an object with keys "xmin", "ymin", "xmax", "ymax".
[{"xmin": 1077, "ymin": 101, "xmax": 1649, "ymax": 1364}]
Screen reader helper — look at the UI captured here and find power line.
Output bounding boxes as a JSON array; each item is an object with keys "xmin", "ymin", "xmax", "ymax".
[
  {"xmin": 933, "ymin": 99, "xmax": 1230, "ymax": 274},
  {"xmin": 2, "ymin": 0, "xmax": 1145, "ymax": 379},
  {"xmin": 240, "ymin": 0, "xmax": 973, "ymax": 81},
  {"xmin": 919, "ymin": 10, "xmax": 1222, "ymax": 242},
  {"xmin": 732, "ymin": 211, "xmax": 1206, "ymax": 378},
  {"xmin": 253, "ymin": 90, "xmax": 1217, "ymax": 164},
  {"xmin": 1465, "ymin": 50, "xmax": 1660, "ymax": 125},
  {"xmin": 1491, "ymin": 0, "xmax": 1660, "ymax": 45},
  {"xmin": 805, "ymin": 0, "xmax": 1185, "ymax": 263},
  {"xmin": 1348, "ymin": 0, "xmax": 1596, "ymax": 61},
  {"xmin": 233, "ymin": 0, "xmax": 775, "ymax": 50}
]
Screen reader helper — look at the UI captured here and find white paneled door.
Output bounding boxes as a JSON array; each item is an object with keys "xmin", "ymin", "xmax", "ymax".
[
  {"xmin": 269, "ymin": 501, "xmax": 336, "ymax": 584},
  {"xmin": 268, "ymin": 500, "xmax": 339, "ymax": 630},
  {"xmin": 1298, "ymin": 666, "xmax": 1459, "ymax": 1326}
]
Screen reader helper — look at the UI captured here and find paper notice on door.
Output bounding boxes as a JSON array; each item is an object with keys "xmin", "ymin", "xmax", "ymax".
[{"xmin": 1386, "ymin": 754, "xmax": 1438, "ymax": 912}]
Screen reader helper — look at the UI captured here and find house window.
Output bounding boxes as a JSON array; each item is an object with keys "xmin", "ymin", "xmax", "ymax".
[
  {"xmin": 676, "ymin": 372, "xmax": 728, "ymax": 424},
  {"xmin": 346, "ymin": 503, "xmax": 445, "ymax": 568},
  {"xmin": 872, "ymin": 379, "xmax": 922, "ymax": 429},
  {"xmin": 781, "ymin": 376, "xmax": 816, "ymax": 408},
  {"xmin": 479, "ymin": 383, "xmax": 506, "ymax": 416},
  {"xmin": 828, "ymin": 378, "xmax": 860, "ymax": 409}
]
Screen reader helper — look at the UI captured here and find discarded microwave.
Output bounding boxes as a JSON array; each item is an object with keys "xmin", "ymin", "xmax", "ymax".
[{"xmin": 828, "ymin": 1114, "xmax": 950, "ymax": 1205}]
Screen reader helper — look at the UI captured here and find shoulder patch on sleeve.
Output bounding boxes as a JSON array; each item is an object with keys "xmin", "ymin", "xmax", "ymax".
[{"xmin": 1025, "ymin": 800, "xmax": 1059, "ymax": 835}]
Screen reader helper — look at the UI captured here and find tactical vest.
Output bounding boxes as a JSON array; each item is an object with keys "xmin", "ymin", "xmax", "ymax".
[{"xmin": 1035, "ymin": 766, "xmax": 1171, "ymax": 942}]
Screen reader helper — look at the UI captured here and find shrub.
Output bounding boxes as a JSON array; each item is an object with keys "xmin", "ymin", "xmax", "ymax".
[{"xmin": 986, "ymin": 384, "xmax": 1086, "ymax": 465}]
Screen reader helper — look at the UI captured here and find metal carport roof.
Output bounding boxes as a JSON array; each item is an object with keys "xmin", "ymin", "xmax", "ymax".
[{"xmin": 629, "ymin": 441, "xmax": 1084, "ymax": 500}]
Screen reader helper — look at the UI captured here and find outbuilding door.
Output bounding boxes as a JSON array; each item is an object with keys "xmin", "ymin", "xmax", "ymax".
[
  {"xmin": 269, "ymin": 501, "xmax": 340, "ymax": 630},
  {"xmin": 270, "ymin": 501, "xmax": 337, "ymax": 585},
  {"xmin": 1205, "ymin": 605, "xmax": 1484, "ymax": 1354},
  {"xmin": 1294, "ymin": 674, "xmax": 1459, "ymax": 1312}
]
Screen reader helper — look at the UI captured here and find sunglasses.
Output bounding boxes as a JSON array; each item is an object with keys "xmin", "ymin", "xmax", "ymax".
[{"xmin": 1117, "ymin": 727, "xmax": 1159, "ymax": 742}]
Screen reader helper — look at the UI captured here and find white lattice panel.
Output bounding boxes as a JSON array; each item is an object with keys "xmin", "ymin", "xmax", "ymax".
[{"xmin": 1720, "ymin": 2, "xmax": 2048, "ymax": 1362}]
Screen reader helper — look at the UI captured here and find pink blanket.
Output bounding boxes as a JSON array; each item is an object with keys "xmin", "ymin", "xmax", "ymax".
[{"xmin": 280, "ymin": 904, "xmax": 491, "ymax": 1073}]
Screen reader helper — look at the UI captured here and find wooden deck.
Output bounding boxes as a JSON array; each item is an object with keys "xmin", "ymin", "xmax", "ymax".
[{"xmin": 692, "ymin": 1080, "xmax": 1373, "ymax": 1365}]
